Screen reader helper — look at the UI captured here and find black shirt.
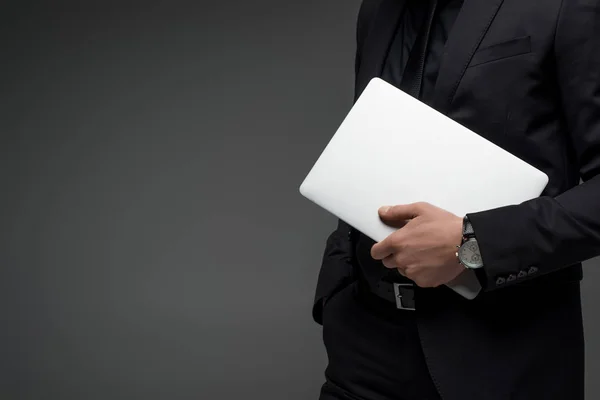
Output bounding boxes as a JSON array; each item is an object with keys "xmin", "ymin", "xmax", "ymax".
[{"xmin": 381, "ymin": 0, "xmax": 464, "ymax": 105}]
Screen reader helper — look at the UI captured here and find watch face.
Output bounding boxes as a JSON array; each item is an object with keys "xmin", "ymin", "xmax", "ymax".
[{"xmin": 458, "ymin": 239, "xmax": 483, "ymax": 269}]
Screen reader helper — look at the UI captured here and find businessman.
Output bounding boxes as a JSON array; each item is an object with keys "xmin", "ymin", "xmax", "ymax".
[{"xmin": 313, "ymin": 0, "xmax": 600, "ymax": 399}]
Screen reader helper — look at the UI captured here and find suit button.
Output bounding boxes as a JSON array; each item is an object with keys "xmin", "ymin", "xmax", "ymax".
[
  {"xmin": 507, "ymin": 274, "xmax": 516, "ymax": 282},
  {"xmin": 496, "ymin": 277, "xmax": 506, "ymax": 285},
  {"xmin": 528, "ymin": 266, "xmax": 538, "ymax": 275},
  {"xmin": 517, "ymin": 270, "xmax": 528, "ymax": 279}
]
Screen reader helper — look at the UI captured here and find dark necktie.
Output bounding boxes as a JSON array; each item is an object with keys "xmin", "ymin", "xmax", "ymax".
[{"xmin": 399, "ymin": 0, "xmax": 439, "ymax": 99}]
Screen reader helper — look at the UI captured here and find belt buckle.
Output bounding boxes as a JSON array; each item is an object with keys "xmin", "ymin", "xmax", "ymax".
[{"xmin": 393, "ymin": 283, "xmax": 416, "ymax": 311}]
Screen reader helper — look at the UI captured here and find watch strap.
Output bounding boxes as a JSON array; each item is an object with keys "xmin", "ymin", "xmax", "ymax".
[{"xmin": 462, "ymin": 215, "xmax": 474, "ymax": 237}]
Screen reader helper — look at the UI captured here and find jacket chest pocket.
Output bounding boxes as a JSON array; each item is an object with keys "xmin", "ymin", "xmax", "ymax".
[{"xmin": 469, "ymin": 35, "xmax": 531, "ymax": 68}]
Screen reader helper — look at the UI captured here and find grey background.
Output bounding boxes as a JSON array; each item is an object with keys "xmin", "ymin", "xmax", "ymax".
[{"xmin": 1, "ymin": 2, "xmax": 598, "ymax": 399}]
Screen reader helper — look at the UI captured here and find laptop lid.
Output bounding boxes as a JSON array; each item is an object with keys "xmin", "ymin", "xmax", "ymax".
[{"xmin": 299, "ymin": 78, "xmax": 548, "ymax": 299}]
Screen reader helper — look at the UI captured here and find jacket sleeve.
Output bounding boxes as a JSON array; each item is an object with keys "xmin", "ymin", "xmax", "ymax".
[{"xmin": 467, "ymin": 0, "xmax": 600, "ymax": 291}]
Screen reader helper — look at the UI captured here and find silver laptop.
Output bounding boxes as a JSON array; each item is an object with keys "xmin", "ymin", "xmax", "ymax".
[{"xmin": 299, "ymin": 77, "xmax": 548, "ymax": 299}]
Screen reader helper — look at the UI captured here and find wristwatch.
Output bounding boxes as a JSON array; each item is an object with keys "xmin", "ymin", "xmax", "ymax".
[{"xmin": 456, "ymin": 215, "xmax": 484, "ymax": 269}]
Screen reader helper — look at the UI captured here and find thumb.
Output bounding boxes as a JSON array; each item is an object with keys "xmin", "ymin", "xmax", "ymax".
[{"xmin": 378, "ymin": 203, "xmax": 422, "ymax": 222}]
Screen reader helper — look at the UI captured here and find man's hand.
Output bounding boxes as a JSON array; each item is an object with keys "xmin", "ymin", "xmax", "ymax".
[{"xmin": 370, "ymin": 202, "xmax": 466, "ymax": 288}]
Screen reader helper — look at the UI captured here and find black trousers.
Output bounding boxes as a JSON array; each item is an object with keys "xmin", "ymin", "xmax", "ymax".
[{"xmin": 319, "ymin": 280, "xmax": 442, "ymax": 400}]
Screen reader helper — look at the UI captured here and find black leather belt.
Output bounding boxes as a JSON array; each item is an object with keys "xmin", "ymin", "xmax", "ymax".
[{"xmin": 360, "ymin": 278, "xmax": 417, "ymax": 311}]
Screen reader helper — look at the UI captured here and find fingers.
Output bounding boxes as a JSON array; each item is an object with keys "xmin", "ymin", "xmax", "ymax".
[
  {"xmin": 373, "ymin": 204, "xmax": 427, "ymax": 258},
  {"xmin": 397, "ymin": 266, "xmax": 408, "ymax": 277},
  {"xmin": 380, "ymin": 258, "xmax": 428, "ymax": 286},
  {"xmin": 381, "ymin": 254, "xmax": 397, "ymax": 269},
  {"xmin": 371, "ymin": 229, "xmax": 407, "ymax": 260},
  {"xmin": 371, "ymin": 238, "xmax": 393, "ymax": 260},
  {"xmin": 381, "ymin": 256, "xmax": 436, "ymax": 287},
  {"xmin": 381, "ymin": 254, "xmax": 408, "ymax": 277}
]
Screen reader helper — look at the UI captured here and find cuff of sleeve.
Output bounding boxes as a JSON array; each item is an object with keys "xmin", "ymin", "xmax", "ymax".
[{"xmin": 467, "ymin": 202, "xmax": 539, "ymax": 291}]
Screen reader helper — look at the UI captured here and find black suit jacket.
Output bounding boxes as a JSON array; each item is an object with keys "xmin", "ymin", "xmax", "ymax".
[{"xmin": 314, "ymin": 0, "xmax": 600, "ymax": 398}]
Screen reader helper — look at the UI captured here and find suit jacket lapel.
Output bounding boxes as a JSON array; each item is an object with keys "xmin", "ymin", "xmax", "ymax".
[
  {"xmin": 355, "ymin": 0, "xmax": 408, "ymax": 99},
  {"xmin": 431, "ymin": 0, "xmax": 505, "ymax": 115}
]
